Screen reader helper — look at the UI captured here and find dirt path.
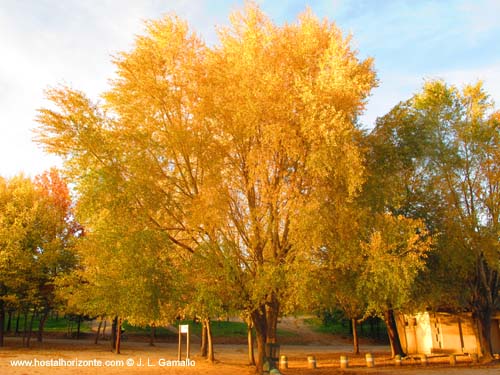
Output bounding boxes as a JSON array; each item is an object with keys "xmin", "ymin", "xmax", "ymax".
[{"xmin": 278, "ymin": 316, "xmax": 387, "ymax": 351}]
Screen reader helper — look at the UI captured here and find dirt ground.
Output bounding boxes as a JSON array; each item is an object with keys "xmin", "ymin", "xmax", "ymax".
[
  {"xmin": 2, "ymin": 337, "xmax": 500, "ymax": 375},
  {"xmin": 1, "ymin": 317, "xmax": 500, "ymax": 374}
]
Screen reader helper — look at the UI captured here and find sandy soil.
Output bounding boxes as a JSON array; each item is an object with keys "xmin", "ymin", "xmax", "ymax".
[
  {"xmin": 2, "ymin": 337, "xmax": 500, "ymax": 375},
  {"xmin": 1, "ymin": 317, "xmax": 499, "ymax": 374}
]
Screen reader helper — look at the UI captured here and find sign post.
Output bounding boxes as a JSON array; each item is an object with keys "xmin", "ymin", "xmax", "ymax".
[{"xmin": 178, "ymin": 324, "xmax": 190, "ymax": 360}]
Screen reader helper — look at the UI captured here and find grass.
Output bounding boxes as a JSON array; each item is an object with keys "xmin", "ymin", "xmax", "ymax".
[
  {"xmin": 44, "ymin": 317, "xmax": 92, "ymax": 333},
  {"xmin": 304, "ymin": 315, "xmax": 388, "ymax": 341},
  {"xmin": 128, "ymin": 320, "xmax": 298, "ymax": 338},
  {"xmin": 304, "ymin": 316, "xmax": 351, "ymax": 335},
  {"xmin": 121, "ymin": 322, "xmax": 176, "ymax": 337},
  {"xmin": 4, "ymin": 314, "xmax": 298, "ymax": 339},
  {"xmin": 179, "ymin": 320, "xmax": 247, "ymax": 337},
  {"xmin": 3, "ymin": 313, "xmax": 93, "ymax": 334},
  {"xmin": 114, "ymin": 320, "xmax": 250, "ymax": 338}
]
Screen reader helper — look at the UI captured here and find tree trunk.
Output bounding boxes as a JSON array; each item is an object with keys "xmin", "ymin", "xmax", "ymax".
[
  {"xmin": 384, "ymin": 309, "xmax": 405, "ymax": 357},
  {"xmin": 111, "ymin": 316, "xmax": 118, "ymax": 351},
  {"xmin": 22, "ymin": 310, "xmax": 28, "ymax": 345},
  {"xmin": 37, "ymin": 308, "xmax": 49, "ymax": 342},
  {"xmin": 149, "ymin": 324, "xmax": 156, "ymax": 346},
  {"xmin": 0, "ymin": 299, "xmax": 5, "ymax": 347},
  {"xmin": 265, "ymin": 293, "xmax": 279, "ymax": 344},
  {"xmin": 200, "ymin": 320, "xmax": 208, "ymax": 357},
  {"xmin": 6, "ymin": 309, "xmax": 12, "ymax": 333},
  {"xmin": 205, "ymin": 318, "xmax": 214, "ymax": 363},
  {"xmin": 475, "ymin": 307, "xmax": 494, "ymax": 360},
  {"xmin": 76, "ymin": 315, "xmax": 82, "ymax": 340},
  {"xmin": 95, "ymin": 318, "xmax": 103, "ymax": 344},
  {"xmin": 67, "ymin": 317, "xmax": 73, "ymax": 337},
  {"xmin": 247, "ymin": 318, "xmax": 256, "ymax": 365},
  {"xmin": 471, "ymin": 256, "xmax": 498, "ymax": 361},
  {"xmin": 102, "ymin": 319, "xmax": 107, "ymax": 339},
  {"xmin": 352, "ymin": 318, "xmax": 359, "ymax": 354},
  {"xmin": 115, "ymin": 318, "xmax": 122, "ymax": 354},
  {"xmin": 251, "ymin": 306, "xmax": 268, "ymax": 374},
  {"xmin": 15, "ymin": 310, "xmax": 20, "ymax": 336},
  {"xmin": 26, "ymin": 310, "xmax": 36, "ymax": 348}
]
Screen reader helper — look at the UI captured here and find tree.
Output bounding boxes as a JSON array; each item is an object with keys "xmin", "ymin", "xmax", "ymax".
[
  {"xmin": 371, "ymin": 80, "xmax": 500, "ymax": 359},
  {"xmin": 35, "ymin": 4, "xmax": 375, "ymax": 372},
  {"xmin": 357, "ymin": 213, "xmax": 432, "ymax": 357},
  {"xmin": 32, "ymin": 169, "xmax": 78, "ymax": 342},
  {"xmin": 313, "ymin": 199, "xmax": 432, "ymax": 357},
  {"xmin": 0, "ymin": 170, "xmax": 76, "ymax": 346},
  {"xmin": 55, "ymin": 191, "xmax": 181, "ymax": 352},
  {"xmin": 197, "ymin": 6, "xmax": 375, "ymax": 372}
]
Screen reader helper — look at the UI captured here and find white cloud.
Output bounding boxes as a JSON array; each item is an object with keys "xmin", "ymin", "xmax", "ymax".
[{"xmin": 0, "ymin": 0, "xmax": 234, "ymax": 177}]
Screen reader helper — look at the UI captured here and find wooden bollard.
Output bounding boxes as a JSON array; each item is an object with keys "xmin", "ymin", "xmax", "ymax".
[
  {"xmin": 449, "ymin": 354, "xmax": 456, "ymax": 366},
  {"xmin": 395, "ymin": 354, "xmax": 402, "ymax": 366},
  {"xmin": 279, "ymin": 355, "xmax": 288, "ymax": 370},
  {"xmin": 307, "ymin": 355, "xmax": 317, "ymax": 369},
  {"xmin": 340, "ymin": 355, "xmax": 348, "ymax": 369},
  {"xmin": 365, "ymin": 353, "xmax": 374, "ymax": 368},
  {"xmin": 421, "ymin": 354, "xmax": 428, "ymax": 366}
]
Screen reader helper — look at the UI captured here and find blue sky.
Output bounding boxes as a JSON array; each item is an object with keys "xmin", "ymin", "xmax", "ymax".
[{"xmin": 1, "ymin": 0, "xmax": 499, "ymax": 177}]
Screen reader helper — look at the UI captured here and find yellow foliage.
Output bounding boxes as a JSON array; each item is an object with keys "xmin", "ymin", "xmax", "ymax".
[{"xmin": 35, "ymin": 3, "xmax": 376, "ymax": 323}]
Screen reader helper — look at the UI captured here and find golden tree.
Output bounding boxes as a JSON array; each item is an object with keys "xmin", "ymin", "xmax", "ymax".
[{"xmin": 36, "ymin": 3, "xmax": 375, "ymax": 371}]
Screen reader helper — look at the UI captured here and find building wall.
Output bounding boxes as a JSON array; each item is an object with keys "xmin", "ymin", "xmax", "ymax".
[
  {"xmin": 396, "ymin": 312, "xmax": 433, "ymax": 354},
  {"xmin": 429, "ymin": 313, "xmax": 477, "ymax": 354},
  {"xmin": 396, "ymin": 312, "xmax": 479, "ymax": 355}
]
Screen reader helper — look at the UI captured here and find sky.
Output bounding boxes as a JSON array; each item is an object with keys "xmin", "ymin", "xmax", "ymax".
[{"xmin": 1, "ymin": 0, "xmax": 499, "ymax": 177}]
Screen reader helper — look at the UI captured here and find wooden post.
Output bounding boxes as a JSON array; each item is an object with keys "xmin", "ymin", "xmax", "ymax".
[
  {"xmin": 449, "ymin": 354, "xmax": 456, "ymax": 366},
  {"xmin": 471, "ymin": 353, "xmax": 479, "ymax": 363},
  {"xmin": 421, "ymin": 354, "xmax": 428, "ymax": 366},
  {"xmin": 340, "ymin": 355, "xmax": 348, "ymax": 369},
  {"xmin": 279, "ymin": 355, "xmax": 288, "ymax": 370},
  {"xmin": 365, "ymin": 353, "xmax": 374, "ymax": 367},
  {"xmin": 395, "ymin": 354, "xmax": 402, "ymax": 366},
  {"xmin": 307, "ymin": 355, "xmax": 316, "ymax": 369},
  {"xmin": 178, "ymin": 327, "xmax": 182, "ymax": 360},
  {"xmin": 186, "ymin": 325, "xmax": 190, "ymax": 359}
]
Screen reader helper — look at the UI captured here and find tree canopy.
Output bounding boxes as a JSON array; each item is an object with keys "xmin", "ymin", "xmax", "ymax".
[
  {"xmin": 35, "ymin": 3, "xmax": 376, "ymax": 371},
  {"xmin": 0, "ymin": 169, "xmax": 76, "ymax": 346},
  {"xmin": 370, "ymin": 80, "xmax": 500, "ymax": 358}
]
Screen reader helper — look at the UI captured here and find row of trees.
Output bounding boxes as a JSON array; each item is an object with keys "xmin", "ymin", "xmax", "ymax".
[{"xmin": 0, "ymin": 3, "xmax": 498, "ymax": 373}]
